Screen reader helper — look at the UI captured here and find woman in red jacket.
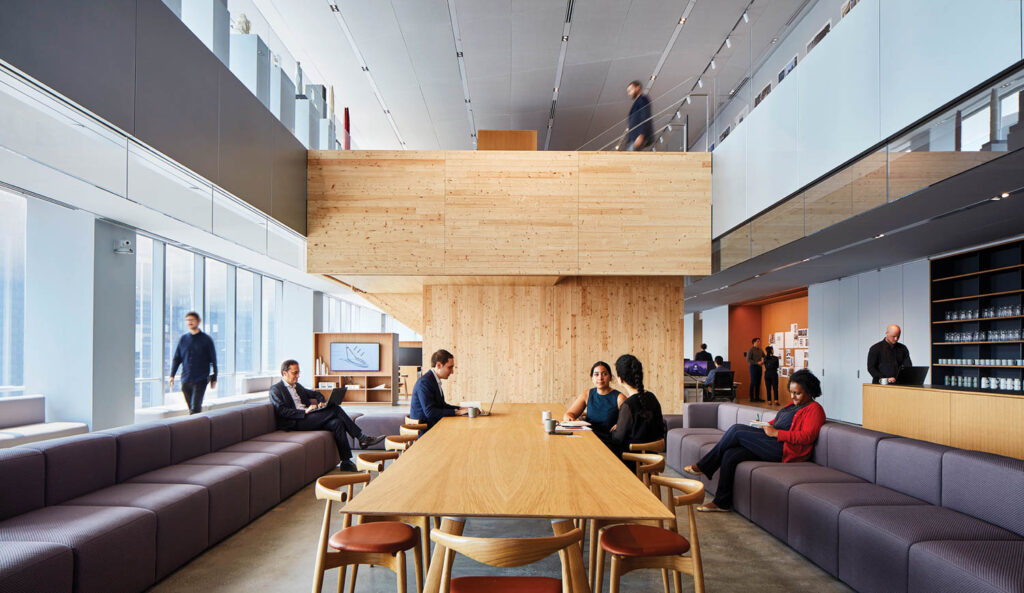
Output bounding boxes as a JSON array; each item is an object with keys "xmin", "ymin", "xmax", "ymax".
[{"xmin": 683, "ymin": 369, "xmax": 826, "ymax": 512}]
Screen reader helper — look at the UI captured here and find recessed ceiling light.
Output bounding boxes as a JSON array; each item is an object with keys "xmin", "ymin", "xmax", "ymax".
[
  {"xmin": 743, "ymin": 12, "xmax": 749, "ymax": 23},
  {"xmin": 1001, "ymin": 192, "xmax": 1010, "ymax": 198},
  {"xmin": 754, "ymin": 274, "xmax": 761, "ymax": 278},
  {"xmin": 710, "ymin": 59, "xmax": 716, "ymax": 70},
  {"xmin": 685, "ymin": 96, "xmax": 692, "ymax": 104},
  {"xmin": 771, "ymin": 37, "xmax": 778, "ymax": 44},
  {"xmin": 679, "ymin": 17, "xmax": 686, "ymax": 24},
  {"xmin": 725, "ymin": 38, "xmax": 732, "ymax": 49},
  {"xmin": 875, "ymin": 233, "xmax": 885, "ymax": 239},
  {"xmin": 697, "ymin": 79, "xmax": 703, "ymax": 88},
  {"xmin": 676, "ymin": 110, "xmax": 681, "ymax": 117}
]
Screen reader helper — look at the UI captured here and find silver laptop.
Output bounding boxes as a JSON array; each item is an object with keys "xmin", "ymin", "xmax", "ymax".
[{"xmin": 476, "ymin": 390, "xmax": 499, "ymax": 416}]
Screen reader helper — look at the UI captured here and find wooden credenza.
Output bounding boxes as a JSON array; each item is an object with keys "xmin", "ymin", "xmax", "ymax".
[{"xmin": 862, "ymin": 383, "xmax": 1024, "ymax": 459}]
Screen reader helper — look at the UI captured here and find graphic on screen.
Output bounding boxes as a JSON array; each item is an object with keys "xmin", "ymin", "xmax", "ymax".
[
  {"xmin": 330, "ymin": 343, "xmax": 381, "ymax": 372},
  {"xmin": 683, "ymin": 360, "xmax": 709, "ymax": 376}
]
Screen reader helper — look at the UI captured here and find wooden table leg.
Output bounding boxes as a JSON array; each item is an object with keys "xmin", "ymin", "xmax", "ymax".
[
  {"xmin": 423, "ymin": 517, "xmax": 465, "ymax": 593},
  {"xmin": 552, "ymin": 519, "xmax": 589, "ymax": 593}
]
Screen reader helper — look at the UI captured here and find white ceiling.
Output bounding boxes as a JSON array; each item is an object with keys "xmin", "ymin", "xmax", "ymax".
[{"xmin": 253, "ymin": 0, "xmax": 808, "ymax": 151}]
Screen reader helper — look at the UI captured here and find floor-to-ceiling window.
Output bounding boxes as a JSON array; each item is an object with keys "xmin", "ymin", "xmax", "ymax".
[
  {"xmin": 135, "ymin": 235, "xmax": 164, "ymax": 407},
  {"xmin": 163, "ymin": 245, "xmax": 195, "ymax": 402},
  {"xmin": 205, "ymin": 258, "xmax": 235, "ymax": 397},
  {"xmin": 261, "ymin": 276, "xmax": 282, "ymax": 372},
  {"xmin": 0, "ymin": 191, "xmax": 26, "ymax": 397}
]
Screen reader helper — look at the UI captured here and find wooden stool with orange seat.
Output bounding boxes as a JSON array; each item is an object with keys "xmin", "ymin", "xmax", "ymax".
[
  {"xmin": 586, "ymin": 452, "xmax": 667, "ymax": 591},
  {"xmin": 594, "ymin": 475, "xmax": 705, "ymax": 593},
  {"xmin": 430, "ymin": 528, "xmax": 585, "ymax": 593},
  {"xmin": 312, "ymin": 473, "xmax": 424, "ymax": 593}
]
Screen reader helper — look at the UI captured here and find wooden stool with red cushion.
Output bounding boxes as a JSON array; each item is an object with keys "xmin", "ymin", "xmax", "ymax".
[
  {"xmin": 312, "ymin": 473, "xmax": 424, "ymax": 593},
  {"xmin": 594, "ymin": 476, "xmax": 705, "ymax": 593}
]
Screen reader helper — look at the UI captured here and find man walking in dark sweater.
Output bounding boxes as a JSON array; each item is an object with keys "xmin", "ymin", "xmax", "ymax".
[{"xmin": 169, "ymin": 311, "xmax": 217, "ymax": 414}]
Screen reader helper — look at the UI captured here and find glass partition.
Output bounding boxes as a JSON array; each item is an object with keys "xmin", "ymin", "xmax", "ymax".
[{"xmin": 0, "ymin": 191, "xmax": 26, "ymax": 397}]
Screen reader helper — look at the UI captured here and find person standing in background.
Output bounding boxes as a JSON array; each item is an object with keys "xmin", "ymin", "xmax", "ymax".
[
  {"xmin": 867, "ymin": 324, "xmax": 912, "ymax": 384},
  {"xmin": 169, "ymin": 311, "xmax": 217, "ymax": 414},
  {"xmin": 764, "ymin": 346, "xmax": 780, "ymax": 406},
  {"xmin": 746, "ymin": 337, "xmax": 765, "ymax": 402},
  {"xmin": 694, "ymin": 343, "xmax": 715, "ymax": 368},
  {"xmin": 625, "ymin": 80, "xmax": 654, "ymax": 151}
]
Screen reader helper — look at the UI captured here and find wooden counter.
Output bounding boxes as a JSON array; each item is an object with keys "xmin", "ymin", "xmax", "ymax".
[{"xmin": 862, "ymin": 384, "xmax": 1024, "ymax": 459}]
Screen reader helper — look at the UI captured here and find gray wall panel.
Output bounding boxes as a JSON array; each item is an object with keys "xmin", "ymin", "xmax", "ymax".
[
  {"xmin": 92, "ymin": 220, "xmax": 137, "ymax": 430},
  {"xmin": 218, "ymin": 71, "xmax": 273, "ymax": 215},
  {"xmin": 0, "ymin": 0, "xmax": 136, "ymax": 133},
  {"xmin": 271, "ymin": 122, "xmax": 308, "ymax": 235},
  {"xmin": 135, "ymin": 0, "xmax": 220, "ymax": 184}
]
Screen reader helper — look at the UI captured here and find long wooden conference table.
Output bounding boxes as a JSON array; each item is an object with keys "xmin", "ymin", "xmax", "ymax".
[{"xmin": 341, "ymin": 403, "xmax": 674, "ymax": 593}]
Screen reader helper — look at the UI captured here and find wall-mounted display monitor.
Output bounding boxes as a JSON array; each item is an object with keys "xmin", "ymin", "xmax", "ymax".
[
  {"xmin": 330, "ymin": 342, "xmax": 380, "ymax": 372},
  {"xmin": 398, "ymin": 346, "xmax": 423, "ymax": 367}
]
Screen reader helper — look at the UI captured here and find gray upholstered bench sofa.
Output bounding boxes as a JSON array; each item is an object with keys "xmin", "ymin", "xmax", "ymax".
[
  {"xmin": 668, "ymin": 402, "xmax": 1024, "ymax": 593},
  {"xmin": 0, "ymin": 394, "xmax": 88, "ymax": 448},
  {"xmin": 0, "ymin": 402, "xmax": 339, "ymax": 593}
]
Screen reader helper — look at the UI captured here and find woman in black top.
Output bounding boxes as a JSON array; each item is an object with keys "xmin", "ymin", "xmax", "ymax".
[
  {"xmin": 610, "ymin": 354, "xmax": 666, "ymax": 461},
  {"xmin": 764, "ymin": 346, "xmax": 780, "ymax": 406}
]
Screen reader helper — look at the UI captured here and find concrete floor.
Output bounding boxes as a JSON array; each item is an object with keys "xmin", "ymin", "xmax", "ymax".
[{"xmin": 148, "ymin": 469, "xmax": 853, "ymax": 593}]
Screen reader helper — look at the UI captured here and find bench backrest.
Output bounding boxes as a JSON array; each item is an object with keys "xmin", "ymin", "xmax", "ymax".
[
  {"xmin": 0, "ymin": 394, "xmax": 45, "ymax": 429},
  {"xmin": 942, "ymin": 449, "xmax": 1024, "ymax": 537}
]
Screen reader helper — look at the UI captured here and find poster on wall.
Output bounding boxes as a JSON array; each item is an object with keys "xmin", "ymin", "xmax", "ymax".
[{"xmin": 795, "ymin": 350, "xmax": 807, "ymax": 369}]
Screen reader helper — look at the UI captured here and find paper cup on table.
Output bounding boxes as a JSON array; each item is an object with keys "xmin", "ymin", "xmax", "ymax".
[
  {"xmin": 542, "ymin": 410, "xmax": 552, "ymax": 422},
  {"xmin": 468, "ymin": 407, "xmax": 478, "ymax": 418},
  {"xmin": 544, "ymin": 418, "xmax": 557, "ymax": 433}
]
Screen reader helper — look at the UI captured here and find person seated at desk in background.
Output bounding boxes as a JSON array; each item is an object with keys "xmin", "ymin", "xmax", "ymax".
[
  {"xmin": 867, "ymin": 324, "xmax": 912, "ymax": 384},
  {"xmin": 684, "ymin": 369, "xmax": 826, "ymax": 512},
  {"xmin": 694, "ymin": 344, "xmax": 715, "ymax": 368},
  {"xmin": 563, "ymin": 361, "xmax": 627, "ymax": 447},
  {"xmin": 609, "ymin": 354, "xmax": 666, "ymax": 459},
  {"xmin": 269, "ymin": 360, "xmax": 385, "ymax": 472},
  {"xmin": 703, "ymin": 356, "xmax": 727, "ymax": 387},
  {"xmin": 410, "ymin": 349, "xmax": 468, "ymax": 430}
]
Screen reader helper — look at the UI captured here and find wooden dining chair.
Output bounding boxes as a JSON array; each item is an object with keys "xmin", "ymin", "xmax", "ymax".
[
  {"xmin": 399, "ymin": 423, "xmax": 428, "ymax": 437},
  {"xmin": 629, "ymin": 438, "xmax": 666, "ymax": 454},
  {"xmin": 430, "ymin": 528, "xmax": 584, "ymax": 593},
  {"xmin": 385, "ymin": 434, "xmax": 419, "ymax": 452},
  {"xmin": 587, "ymin": 453, "xmax": 667, "ymax": 591},
  {"xmin": 347, "ymin": 451, "xmax": 432, "ymax": 593},
  {"xmin": 312, "ymin": 473, "xmax": 424, "ymax": 593},
  {"xmin": 594, "ymin": 475, "xmax": 705, "ymax": 593}
]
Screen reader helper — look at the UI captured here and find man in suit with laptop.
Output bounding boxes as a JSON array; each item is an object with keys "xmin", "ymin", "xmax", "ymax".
[
  {"xmin": 270, "ymin": 359, "xmax": 384, "ymax": 472},
  {"xmin": 411, "ymin": 349, "xmax": 468, "ymax": 430}
]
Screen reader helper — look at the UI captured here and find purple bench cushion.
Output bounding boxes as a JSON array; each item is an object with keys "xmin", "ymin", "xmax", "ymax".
[
  {"xmin": 354, "ymin": 413, "xmax": 406, "ymax": 450},
  {"xmin": 838, "ymin": 506, "xmax": 1020, "ymax": 593},
  {"xmin": 0, "ymin": 505, "xmax": 156, "ymax": 593},
  {"xmin": 732, "ymin": 460, "xmax": 779, "ymax": 518},
  {"xmin": 0, "ymin": 449, "xmax": 45, "ymax": 521},
  {"xmin": 182, "ymin": 452, "xmax": 281, "ymax": 518},
  {"xmin": 63, "ymin": 482, "xmax": 208, "ymax": 579},
  {"xmin": 100, "ymin": 423, "xmax": 171, "ymax": 482},
  {"xmin": 942, "ymin": 449, "xmax": 1024, "ymax": 537},
  {"xmin": 909, "ymin": 540, "xmax": 1024, "ymax": 593},
  {"xmin": 206, "ymin": 408, "xmax": 245, "ymax": 451},
  {"xmin": 788, "ymin": 482, "xmax": 927, "ymax": 576},
  {"xmin": 240, "ymin": 404, "xmax": 275, "ymax": 440},
  {"xmin": 716, "ymin": 405, "xmax": 738, "ymax": 430},
  {"xmin": 749, "ymin": 463, "xmax": 865, "ymax": 540},
  {"xmin": 251, "ymin": 431, "xmax": 334, "ymax": 481},
  {"xmin": 23, "ymin": 433, "xmax": 117, "ymax": 506},
  {"xmin": 221, "ymin": 440, "xmax": 306, "ymax": 497},
  {"xmin": 160, "ymin": 415, "xmax": 211, "ymax": 464},
  {"xmin": 876, "ymin": 438, "xmax": 951, "ymax": 505},
  {"xmin": 679, "ymin": 434, "xmax": 722, "ymax": 472},
  {"xmin": 0, "ymin": 541, "xmax": 73, "ymax": 593},
  {"xmin": 822, "ymin": 424, "xmax": 893, "ymax": 482},
  {"xmin": 682, "ymin": 402, "xmax": 718, "ymax": 428},
  {"xmin": 127, "ymin": 463, "xmax": 250, "ymax": 544},
  {"xmin": 666, "ymin": 428, "xmax": 720, "ymax": 472},
  {"xmin": 664, "ymin": 414, "xmax": 683, "ymax": 431}
]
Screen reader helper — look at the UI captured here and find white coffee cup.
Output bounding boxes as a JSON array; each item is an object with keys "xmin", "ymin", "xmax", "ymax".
[
  {"xmin": 544, "ymin": 418, "xmax": 557, "ymax": 433},
  {"xmin": 542, "ymin": 410, "xmax": 552, "ymax": 422}
]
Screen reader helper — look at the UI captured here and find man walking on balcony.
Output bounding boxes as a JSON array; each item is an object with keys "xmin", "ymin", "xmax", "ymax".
[{"xmin": 626, "ymin": 80, "xmax": 654, "ymax": 151}]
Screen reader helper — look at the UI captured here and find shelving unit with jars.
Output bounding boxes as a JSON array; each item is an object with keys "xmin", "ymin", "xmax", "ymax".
[{"xmin": 931, "ymin": 238, "xmax": 1024, "ymax": 394}]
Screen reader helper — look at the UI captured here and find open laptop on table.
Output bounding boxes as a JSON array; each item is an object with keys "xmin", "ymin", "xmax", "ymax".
[
  {"xmin": 475, "ymin": 390, "xmax": 499, "ymax": 416},
  {"xmin": 896, "ymin": 366, "xmax": 929, "ymax": 386}
]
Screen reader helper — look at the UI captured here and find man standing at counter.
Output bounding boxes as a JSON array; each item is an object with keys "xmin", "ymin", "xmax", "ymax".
[{"xmin": 867, "ymin": 324, "xmax": 912, "ymax": 384}]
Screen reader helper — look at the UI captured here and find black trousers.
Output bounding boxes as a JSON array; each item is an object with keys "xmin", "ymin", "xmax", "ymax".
[
  {"xmin": 181, "ymin": 381, "xmax": 208, "ymax": 415},
  {"xmin": 290, "ymin": 405, "xmax": 362, "ymax": 461},
  {"xmin": 764, "ymin": 372, "xmax": 779, "ymax": 402},
  {"xmin": 697, "ymin": 424, "xmax": 783, "ymax": 509},
  {"xmin": 748, "ymin": 364, "xmax": 762, "ymax": 401}
]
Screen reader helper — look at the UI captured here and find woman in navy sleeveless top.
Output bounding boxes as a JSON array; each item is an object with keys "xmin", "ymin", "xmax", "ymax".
[{"xmin": 564, "ymin": 361, "xmax": 626, "ymax": 443}]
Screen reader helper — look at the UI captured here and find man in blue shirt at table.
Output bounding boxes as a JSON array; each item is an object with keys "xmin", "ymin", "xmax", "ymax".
[
  {"xmin": 411, "ymin": 349, "xmax": 468, "ymax": 430},
  {"xmin": 169, "ymin": 311, "xmax": 217, "ymax": 414}
]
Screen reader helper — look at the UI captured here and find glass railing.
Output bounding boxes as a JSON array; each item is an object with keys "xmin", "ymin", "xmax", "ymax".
[{"xmin": 712, "ymin": 66, "xmax": 1024, "ymax": 273}]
